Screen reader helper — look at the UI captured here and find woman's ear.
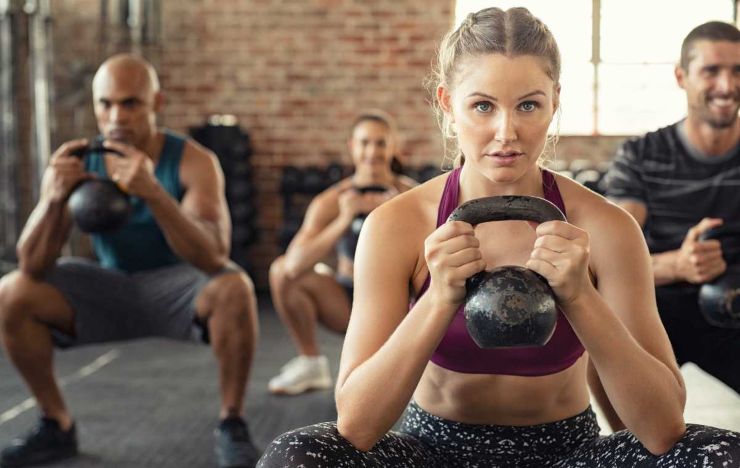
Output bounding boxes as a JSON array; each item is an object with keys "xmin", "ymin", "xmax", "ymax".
[
  {"xmin": 437, "ymin": 85, "xmax": 453, "ymax": 114},
  {"xmin": 552, "ymin": 84, "xmax": 561, "ymax": 113}
]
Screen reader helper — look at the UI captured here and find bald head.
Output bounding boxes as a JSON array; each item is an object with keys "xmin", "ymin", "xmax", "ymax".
[
  {"xmin": 91, "ymin": 54, "xmax": 163, "ymax": 147},
  {"xmin": 92, "ymin": 53, "xmax": 160, "ymax": 94}
]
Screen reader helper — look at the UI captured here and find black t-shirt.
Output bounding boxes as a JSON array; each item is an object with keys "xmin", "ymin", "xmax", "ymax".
[{"xmin": 605, "ymin": 120, "xmax": 740, "ymax": 254}]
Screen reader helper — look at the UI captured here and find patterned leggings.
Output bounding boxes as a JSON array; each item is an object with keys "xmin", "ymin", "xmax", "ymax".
[{"xmin": 257, "ymin": 402, "xmax": 740, "ymax": 467}]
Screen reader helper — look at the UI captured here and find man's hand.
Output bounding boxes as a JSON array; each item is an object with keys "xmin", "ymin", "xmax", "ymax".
[
  {"xmin": 42, "ymin": 139, "xmax": 93, "ymax": 203},
  {"xmin": 102, "ymin": 140, "xmax": 159, "ymax": 199},
  {"xmin": 675, "ymin": 217, "xmax": 726, "ymax": 284}
]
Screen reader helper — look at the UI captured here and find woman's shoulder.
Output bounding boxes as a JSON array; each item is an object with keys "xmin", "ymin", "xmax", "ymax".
[{"xmin": 368, "ymin": 172, "xmax": 449, "ymax": 231}]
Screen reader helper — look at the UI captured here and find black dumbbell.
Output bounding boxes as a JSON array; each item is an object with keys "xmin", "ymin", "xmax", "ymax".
[
  {"xmin": 326, "ymin": 163, "xmax": 345, "ymax": 184},
  {"xmin": 302, "ymin": 166, "xmax": 326, "ymax": 194},
  {"xmin": 281, "ymin": 166, "xmax": 302, "ymax": 195}
]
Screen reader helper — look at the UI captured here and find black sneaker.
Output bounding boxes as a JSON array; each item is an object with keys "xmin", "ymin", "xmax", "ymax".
[
  {"xmin": 0, "ymin": 417, "xmax": 78, "ymax": 467},
  {"xmin": 214, "ymin": 417, "xmax": 260, "ymax": 468}
]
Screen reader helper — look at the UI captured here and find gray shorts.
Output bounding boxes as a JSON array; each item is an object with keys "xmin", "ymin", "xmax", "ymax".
[{"xmin": 46, "ymin": 257, "xmax": 232, "ymax": 348}]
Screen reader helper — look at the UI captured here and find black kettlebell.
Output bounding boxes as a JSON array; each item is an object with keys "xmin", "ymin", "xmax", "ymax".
[
  {"xmin": 338, "ymin": 185, "xmax": 389, "ymax": 259},
  {"xmin": 68, "ymin": 137, "xmax": 131, "ymax": 233},
  {"xmin": 447, "ymin": 195, "xmax": 566, "ymax": 348},
  {"xmin": 697, "ymin": 223, "xmax": 740, "ymax": 329}
]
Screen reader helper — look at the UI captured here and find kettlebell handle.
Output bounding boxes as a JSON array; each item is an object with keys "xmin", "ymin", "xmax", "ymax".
[
  {"xmin": 447, "ymin": 195, "xmax": 566, "ymax": 226},
  {"xmin": 452, "ymin": 195, "xmax": 564, "ymax": 348},
  {"xmin": 353, "ymin": 185, "xmax": 388, "ymax": 194},
  {"xmin": 698, "ymin": 222, "xmax": 740, "ymax": 265},
  {"xmin": 70, "ymin": 136, "xmax": 125, "ymax": 160}
]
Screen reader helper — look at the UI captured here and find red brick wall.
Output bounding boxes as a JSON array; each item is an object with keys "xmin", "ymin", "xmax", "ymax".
[
  {"xmin": 48, "ymin": 0, "xmax": 454, "ymax": 289},
  {"xmin": 43, "ymin": 1, "xmax": 633, "ymax": 290}
]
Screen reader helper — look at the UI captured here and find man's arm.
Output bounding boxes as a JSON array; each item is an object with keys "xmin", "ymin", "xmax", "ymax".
[
  {"xmin": 615, "ymin": 200, "xmax": 680, "ymax": 286},
  {"xmin": 615, "ymin": 200, "xmax": 725, "ymax": 286},
  {"xmin": 17, "ymin": 139, "xmax": 91, "ymax": 278},
  {"xmin": 594, "ymin": 199, "xmax": 724, "ymax": 432},
  {"xmin": 104, "ymin": 138, "xmax": 231, "ymax": 274}
]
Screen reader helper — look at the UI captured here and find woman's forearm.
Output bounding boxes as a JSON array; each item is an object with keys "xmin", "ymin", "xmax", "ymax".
[
  {"xmin": 283, "ymin": 217, "xmax": 352, "ymax": 277},
  {"xmin": 336, "ymin": 293, "xmax": 456, "ymax": 451},
  {"xmin": 567, "ymin": 289, "xmax": 686, "ymax": 454}
]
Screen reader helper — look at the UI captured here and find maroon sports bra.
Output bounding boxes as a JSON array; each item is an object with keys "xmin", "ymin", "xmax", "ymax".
[{"xmin": 415, "ymin": 167, "xmax": 585, "ymax": 376}]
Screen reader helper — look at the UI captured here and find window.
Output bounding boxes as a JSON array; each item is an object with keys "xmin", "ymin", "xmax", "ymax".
[{"xmin": 455, "ymin": 0, "xmax": 735, "ymax": 135}]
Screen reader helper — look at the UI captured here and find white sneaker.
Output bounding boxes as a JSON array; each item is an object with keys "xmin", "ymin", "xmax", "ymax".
[{"xmin": 268, "ymin": 355, "xmax": 332, "ymax": 395}]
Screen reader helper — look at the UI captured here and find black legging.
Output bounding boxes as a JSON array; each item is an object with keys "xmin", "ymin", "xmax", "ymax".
[
  {"xmin": 656, "ymin": 285, "xmax": 740, "ymax": 392},
  {"xmin": 258, "ymin": 402, "xmax": 740, "ymax": 468}
]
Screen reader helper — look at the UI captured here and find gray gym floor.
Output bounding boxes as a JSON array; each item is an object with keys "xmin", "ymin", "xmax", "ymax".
[
  {"xmin": 1, "ymin": 296, "xmax": 738, "ymax": 467},
  {"xmin": 0, "ymin": 296, "xmax": 342, "ymax": 467}
]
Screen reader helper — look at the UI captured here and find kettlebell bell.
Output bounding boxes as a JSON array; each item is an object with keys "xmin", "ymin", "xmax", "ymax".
[
  {"xmin": 447, "ymin": 195, "xmax": 566, "ymax": 348},
  {"xmin": 68, "ymin": 137, "xmax": 131, "ymax": 233},
  {"xmin": 697, "ymin": 223, "xmax": 740, "ymax": 329}
]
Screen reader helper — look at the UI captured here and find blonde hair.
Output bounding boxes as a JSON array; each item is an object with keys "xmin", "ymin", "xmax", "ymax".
[{"xmin": 428, "ymin": 7, "xmax": 561, "ymax": 168}]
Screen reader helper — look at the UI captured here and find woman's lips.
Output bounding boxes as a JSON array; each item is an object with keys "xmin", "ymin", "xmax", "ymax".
[{"xmin": 485, "ymin": 151, "xmax": 523, "ymax": 166}]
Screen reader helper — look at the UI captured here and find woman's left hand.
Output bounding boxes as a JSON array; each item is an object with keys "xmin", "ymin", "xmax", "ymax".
[{"xmin": 525, "ymin": 220, "xmax": 593, "ymax": 307}]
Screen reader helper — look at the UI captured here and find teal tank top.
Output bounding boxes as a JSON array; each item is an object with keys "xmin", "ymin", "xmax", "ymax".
[{"xmin": 84, "ymin": 131, "xmax": 186, "ymax": 273}]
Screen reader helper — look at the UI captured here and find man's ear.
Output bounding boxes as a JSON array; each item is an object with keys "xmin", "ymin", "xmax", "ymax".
[
  {"xmin": 153, "ymin": 91, "xmax": 165, "ymax": 113},
  {"xmin": 675, "ymin": 65, "xmax": 687, "ymax": 90}
]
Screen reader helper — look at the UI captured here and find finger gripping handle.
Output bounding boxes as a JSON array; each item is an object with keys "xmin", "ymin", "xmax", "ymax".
[
  {"xmin": 447, "ymin": 195, "xmax": 566, "ymax": 226},
  {"xmin": 698, "ymin": 223, "xmax": 740, "ymax": 242},
  {"xmin": 698, "ymin": 222, "xmax": 740, "ymax": 267},
  {"xmin": 69, "ymin": 136, "xmax": 124, "ymax": 159}
]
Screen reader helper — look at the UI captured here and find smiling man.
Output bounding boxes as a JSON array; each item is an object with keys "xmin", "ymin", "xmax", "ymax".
[{"xmin": 595, "ymin": 21, "xmax": 740, "ymax": 431}]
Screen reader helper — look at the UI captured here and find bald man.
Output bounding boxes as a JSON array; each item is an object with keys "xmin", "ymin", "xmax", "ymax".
[{"xmin": 0, "ymin": 54, "xmax": 260, "ymax": 468}]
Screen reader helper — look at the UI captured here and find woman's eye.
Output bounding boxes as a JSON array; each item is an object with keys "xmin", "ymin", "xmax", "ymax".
[
  {"xmin": 474, "ymin": 102, "xmax": 492, "ymax": 113},
  {"xmin": 519, "ymin": 101, "xmax": 538, "ymax": 112}
]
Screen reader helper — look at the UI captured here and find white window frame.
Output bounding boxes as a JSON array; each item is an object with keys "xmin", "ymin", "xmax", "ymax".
[{"xmin": 455, "ymin": 0, "xmax": 737, "ymax": 135}]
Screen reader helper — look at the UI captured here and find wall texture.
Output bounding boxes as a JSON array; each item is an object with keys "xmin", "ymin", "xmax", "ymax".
[
  {"xmin": 46, "ymin": 1, "xmax": 628, "ymax": 289},
  {"xmin": 48, "ymin": 0, "xmax": 453, "ymax": 288}
]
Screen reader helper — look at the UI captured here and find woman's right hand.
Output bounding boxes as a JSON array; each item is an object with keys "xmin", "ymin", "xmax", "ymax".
[
  {"xmin": 337, "ymin": 187, "xmax": 365, "ymax": 225},
  {"xmin": 41, "ymin": 139, "xmax": 92, "ymax": 203},
  {"xmin": 424, "ymin": 221, "xmax": 486, "ymax": 307}
]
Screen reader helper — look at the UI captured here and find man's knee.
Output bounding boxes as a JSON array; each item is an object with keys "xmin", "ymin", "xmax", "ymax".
[
  {"xmin": 0, "ymin": 271, "xmax": 38, "ymax": 329},
  {"xmin": 207, "ymin": 271, "xmax": 256, "ymax": 323}
]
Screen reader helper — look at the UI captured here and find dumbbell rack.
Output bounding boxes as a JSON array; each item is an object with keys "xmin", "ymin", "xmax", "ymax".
[
  {"xmin": 190, "ymin": 117, "xmax": 258, "ymax": 274},
  {"xmin": 278, "ymin": 163, "xmax": 346, "ymax": 251},
  {"xmin": 277, "ymin": 163, "xmax": 443, "ymax": 251}
]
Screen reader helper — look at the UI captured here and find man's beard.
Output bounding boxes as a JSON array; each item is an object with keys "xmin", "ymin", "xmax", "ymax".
[
  {"xmin": 705, "ymin": 111, "xmax": 738, "ymax": 129},
  {"xmin": 696, "ymin": 98, "xmax": 739, "ymax": 129}
]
